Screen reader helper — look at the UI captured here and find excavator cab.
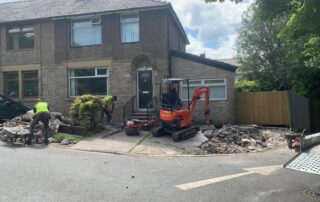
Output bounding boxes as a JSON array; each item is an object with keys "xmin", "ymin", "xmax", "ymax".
[{"xmin": 160, "ymin": 78, "xmax": 187, "ymax": 111}]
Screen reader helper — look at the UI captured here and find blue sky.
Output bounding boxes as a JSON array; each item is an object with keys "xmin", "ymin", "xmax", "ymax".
[
  {"xmin": 168, "ymin": 0, "xmax": 253, "ymax": 59},
  {"xmin": 0, "ymin": 0, "xmax": 253, "ymax": 59}
]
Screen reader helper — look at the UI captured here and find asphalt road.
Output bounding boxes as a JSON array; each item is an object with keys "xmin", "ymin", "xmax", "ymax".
[{"xmin": 0, "ymin": 144, "xmax": 319, "ymax": 202}]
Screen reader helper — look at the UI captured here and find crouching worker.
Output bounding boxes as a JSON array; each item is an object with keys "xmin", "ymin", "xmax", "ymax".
[
  {"xmin": 101, "ymin": 95, "xmax": 117, "ymax": 125},
  {"xmin": 28, "ymin": 99, "xmax": 50, "ymax": 145}
]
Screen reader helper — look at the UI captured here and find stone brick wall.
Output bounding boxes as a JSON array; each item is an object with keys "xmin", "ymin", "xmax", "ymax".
[
  {"xmin": 0, "ymin": 7, "xmax": 185, "ymax": 124},
  {"xmin": 171, "ymin": 57, "xmax": 236, "ymax": 125}
]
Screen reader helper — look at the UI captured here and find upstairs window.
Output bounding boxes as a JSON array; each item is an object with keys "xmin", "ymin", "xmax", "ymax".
[
  {"xmin": 121, "ymin": 14, "xmax": 139, "ymax": 43},
  {"xmin": 72, "ymin": 18, "xmax": 102, "ymax": 46},
  {"xmin": 8, "ymin": 25, "xmax": 34, "ymax": 50}
]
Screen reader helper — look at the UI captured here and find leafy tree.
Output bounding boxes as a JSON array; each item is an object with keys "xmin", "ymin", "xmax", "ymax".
[
  {"xmin": 237, "ymin": 3, "xmax": 294, "ymax": 91},
  {"xmin": 235, "ymin": 80, "xmax": 260, "ymax": 92}
]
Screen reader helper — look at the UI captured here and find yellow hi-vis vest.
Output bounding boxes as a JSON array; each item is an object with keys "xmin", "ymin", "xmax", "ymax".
[
  {"xmin": 35, "ymin": 102, "xmax": 49, "ymax": 114},
  {"xmin": 103, "ymin": 96, "xmax": 113, "ymax": 106}
]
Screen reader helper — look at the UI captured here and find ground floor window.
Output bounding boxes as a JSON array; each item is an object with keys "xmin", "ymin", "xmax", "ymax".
[
  {"xmin": 181, "ymin": 79, "xmax": 227, "ymax": 101},
  {"xmin": 69, "ymin": 67, "xmax": 108, "ymax": 97},
  {"xmin": 3, "ymin": 70, "xmax": 39, "ymax": 98},
  {"xmin": 3, "ymin": 72, "xmax": 19, "ymax": 97},
  {"xmin": 22, "ymin": 71, "xmax": 38, "ymax": 97}
]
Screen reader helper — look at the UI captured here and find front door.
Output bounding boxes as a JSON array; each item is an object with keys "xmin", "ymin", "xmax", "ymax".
[{"xmin": 138, "ymin": 69, "xmax": 153, "ymax": 110}]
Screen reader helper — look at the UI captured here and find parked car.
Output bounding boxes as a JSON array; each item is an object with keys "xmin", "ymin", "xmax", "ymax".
[{"xmin": 0, "ymin": 95, "xmax": 29, "ymax": 121}]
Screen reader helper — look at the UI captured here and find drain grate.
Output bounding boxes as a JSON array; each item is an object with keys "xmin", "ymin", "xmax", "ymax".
[
  {"xmin": 285, "ymin": 152, "xmax": 320, "ymax": 175},
  {"xmin": 304, "ymin": 187, "xmax": 320, "ymax": 202}
]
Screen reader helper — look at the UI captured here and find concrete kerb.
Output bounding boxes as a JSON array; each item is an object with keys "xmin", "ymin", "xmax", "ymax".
[{"xmin": 60, "ymin": 144, "xmax": 288, "ymax": 158}]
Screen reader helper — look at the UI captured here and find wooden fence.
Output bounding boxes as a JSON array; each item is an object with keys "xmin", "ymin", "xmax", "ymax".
[{"xmin": 236, "ymin": 91, "xmax": 313, "ymax": 130}]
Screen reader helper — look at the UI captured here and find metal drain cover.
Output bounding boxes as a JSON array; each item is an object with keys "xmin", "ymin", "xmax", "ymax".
[
  {"xmin": 285, "ymin": 152, "xmax": 320, "ymax": 175},
  {"xmin": 304, "ymin": 187, "xmax": 320, "ymax": 201}
]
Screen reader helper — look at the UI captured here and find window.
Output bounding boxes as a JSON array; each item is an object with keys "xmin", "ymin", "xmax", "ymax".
[
  {"xmin": 69, "ymin": 68, "xmax": 108, "ymax": 97},
  {"xmin": 22, "ymin": 71, "xmax": 38, "ymax": 97},
  {"xmin": 3, "ymin": 72, "xmax": 19, "ymax": 97},
  {"xmin": 72, "ymin": 18, "xmax": 102, "ymax": 46},
  {"xmin": 3, "ymin": 71, "xmax": 39, "ymax": 98},
  {"xmin": 8, "ymin": 25, "xmax": 34, "ymax": 50},
  {"xmin": 121, "ymin": 14, "xmax": 139, "ymax": 43},
  {"xmin": 181, "ymin": 79, "xmax": 227, "ymax": 101}
]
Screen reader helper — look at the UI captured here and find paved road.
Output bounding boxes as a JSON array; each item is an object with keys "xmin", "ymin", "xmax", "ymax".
[{"xmin": 0, "ymin": 144, "xmax": 319, "ymax": 202}]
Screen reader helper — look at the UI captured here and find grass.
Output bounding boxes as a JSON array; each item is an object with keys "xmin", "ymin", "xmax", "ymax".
[{"xmin": 53, "ymin": 133, "xmax": 83, "ymax": 143}]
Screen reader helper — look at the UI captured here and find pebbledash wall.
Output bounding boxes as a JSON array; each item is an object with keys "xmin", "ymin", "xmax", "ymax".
[{"xmin": 0, "ymin": 9, "xmax": 186, "ymax": 123}]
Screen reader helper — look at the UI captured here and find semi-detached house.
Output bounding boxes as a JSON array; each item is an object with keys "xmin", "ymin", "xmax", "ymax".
[{"xmin": 0, "ymin": 0, "xmax": 237, "ymax": 125}]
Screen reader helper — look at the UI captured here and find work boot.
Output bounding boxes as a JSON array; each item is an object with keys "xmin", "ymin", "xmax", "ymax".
[{"xmin": 27, "ymin": 134, "xmax": 33, "ymax": 145}]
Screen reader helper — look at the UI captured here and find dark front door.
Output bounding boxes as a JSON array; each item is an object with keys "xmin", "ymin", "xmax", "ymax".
[{"xmin": 138, "ymin": 70, "xmax": 153, "ymax": 110}]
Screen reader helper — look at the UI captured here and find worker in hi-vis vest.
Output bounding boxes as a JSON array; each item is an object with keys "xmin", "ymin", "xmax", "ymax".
[
  {"xmin": 101, "ymin": 95, "xmax": 117, "ymax": 125},
  {"xmin": 28, "ymin": 98, "xmax": 50, "ymax": 145}
]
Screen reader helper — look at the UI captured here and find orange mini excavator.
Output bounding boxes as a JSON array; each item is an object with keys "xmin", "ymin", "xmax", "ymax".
[{"xmin": 152, "ymin": 78, "xmax": 210, "ymax": 142}]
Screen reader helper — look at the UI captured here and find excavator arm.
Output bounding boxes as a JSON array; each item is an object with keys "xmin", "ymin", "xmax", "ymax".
[{"xmin": 189, "ymin": 87, "xmax": 210, "ymax": 115}]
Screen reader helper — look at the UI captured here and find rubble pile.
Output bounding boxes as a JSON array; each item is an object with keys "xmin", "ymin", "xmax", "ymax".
[
  {"xmin": 0, "ymin": 110, "xmax": 74, "ymax": 144},
  {"xmin": 200, "ymin": 125, "xmax": 287, "ymax": 154}
]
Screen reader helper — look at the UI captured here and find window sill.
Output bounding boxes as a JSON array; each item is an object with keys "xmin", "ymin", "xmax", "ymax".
[
  {"xmin": 71, "ymin": 44, "xmax": 103, "ymax": 48},
  {"xmin": 7, "ymin": 48, "xmax": 34, "ymax": 52},
  {"xmin": 121, "ymin": 41, "xmax": 140, "ymax": 44}
]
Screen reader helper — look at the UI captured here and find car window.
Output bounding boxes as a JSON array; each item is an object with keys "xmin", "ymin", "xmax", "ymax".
[{"xmin": 0, "ymin": 96, "xmax": 4, "ymax": 104}]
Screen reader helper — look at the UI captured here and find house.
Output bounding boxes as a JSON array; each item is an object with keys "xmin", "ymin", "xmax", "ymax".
[{"xmin": 0, "ymin": 0, "xmax": 237, "ymax": 125}]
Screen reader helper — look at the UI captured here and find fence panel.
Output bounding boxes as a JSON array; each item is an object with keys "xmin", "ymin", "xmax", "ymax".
[
  {"xmin": 236, "ymin": 91, "xmax": 289, "ymax": 125},
  {"xmin": 310, "ymin": 100, "xmax": 320, "ymax": 133}
]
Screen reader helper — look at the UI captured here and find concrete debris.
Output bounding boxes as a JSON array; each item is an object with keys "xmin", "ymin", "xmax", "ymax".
[
  {"xmin": 61, "ymin": 139, "xmax": 69, "ymax": 145},
  {"xmin": 200, "ymin": 125, "xmax": 288, "ymax": 154},
  {"xmin": 0, "ymin": 110, "xmax": 74, "ymax": 144}
]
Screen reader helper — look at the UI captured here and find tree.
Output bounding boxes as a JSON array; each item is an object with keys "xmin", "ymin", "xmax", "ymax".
[
  {"xmin": 280, "ymin": 0, "xmax": 320, "ymax": 68},
  {"xmin": 237, "ymin": 3, "xmax": 294, "ymax": 91}
]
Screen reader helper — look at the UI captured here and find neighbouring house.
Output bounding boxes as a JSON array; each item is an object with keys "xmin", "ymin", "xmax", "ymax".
[{"xmin": 0, "ymin": 0, "xmax": 237, "ymax": 125}]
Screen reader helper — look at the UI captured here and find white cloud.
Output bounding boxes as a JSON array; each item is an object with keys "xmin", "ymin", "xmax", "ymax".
[
  {"xmin": 168, "ymin": 0, "xmax": 253, "ymax": 59},
  {"xmin": 187, "ymin": 34, "xmax": 238, "ymax": 59}
]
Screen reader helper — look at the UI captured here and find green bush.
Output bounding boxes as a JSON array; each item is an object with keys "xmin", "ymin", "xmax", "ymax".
[
  {"xmin": 236, "ymin": 80, "xmax": 260, "ymax": 92},
  {"xmin": 70, "ymin": 94, "xmax": 103, "ymax": 130}
]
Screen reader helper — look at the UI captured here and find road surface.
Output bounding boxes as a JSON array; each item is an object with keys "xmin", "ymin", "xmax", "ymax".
[{"xmin": 0, "ymin": 144, "xmax": 319, "ymax": 202}]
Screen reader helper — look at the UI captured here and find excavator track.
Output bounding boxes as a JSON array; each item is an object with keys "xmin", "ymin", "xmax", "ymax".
[{"xmin": 172, "ymin": 126, "xmax": 199, "ymax": 142}]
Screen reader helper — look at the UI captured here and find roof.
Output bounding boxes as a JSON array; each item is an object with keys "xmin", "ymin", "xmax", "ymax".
[
  {"xmin": 0, "ymin": 0, "xmax": 165, "ymax": 22},
  {"xmin": 170, "ymin": 50, "xmax": 238, "ymax": 72},
  {"xmin": 216, "ymin": 58, "xmax": 240, "ymax": 67},
  {"xmin": 0, "ymin": 0, "xmax": 189, "ymax": 43}
]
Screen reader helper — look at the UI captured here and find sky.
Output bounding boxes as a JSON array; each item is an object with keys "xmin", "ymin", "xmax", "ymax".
[{"xmin": 0, "ymin": 0, "xmax": 253, "ymax": 59}]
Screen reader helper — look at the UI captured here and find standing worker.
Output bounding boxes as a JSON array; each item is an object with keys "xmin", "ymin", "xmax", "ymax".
[
  {"xmin": 102, "ymin": 95, "xmax": 117, "ymax": 125},
  {"xmin": 28, "ymin": 98, "xmax": 51, "ymax": 145}
]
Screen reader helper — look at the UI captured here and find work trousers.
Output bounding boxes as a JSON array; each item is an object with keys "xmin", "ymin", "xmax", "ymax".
[{"xmin": 30, "ymin": 112, "xmax": 50, "ymax": 143}]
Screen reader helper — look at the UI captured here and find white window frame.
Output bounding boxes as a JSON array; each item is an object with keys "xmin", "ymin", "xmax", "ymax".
[
  {"xmin": 181, "ymin": 79, "xmax": 227, "ymax": 101},
  {"xmin": 71, "ymin": 17, "xmax": 102, "ymax": 47},
  {"xmin": 68, "ymin": 67, "xmax": 109, "ymax": 97},
  {"xmin": 121, "ymin": 13, "xmax": 140, "ymax": 43}
]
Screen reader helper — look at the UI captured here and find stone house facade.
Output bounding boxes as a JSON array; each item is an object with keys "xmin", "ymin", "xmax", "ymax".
[{"xmin": 0, "ymin": 0, "xmax": 237, "ymax": 124}]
